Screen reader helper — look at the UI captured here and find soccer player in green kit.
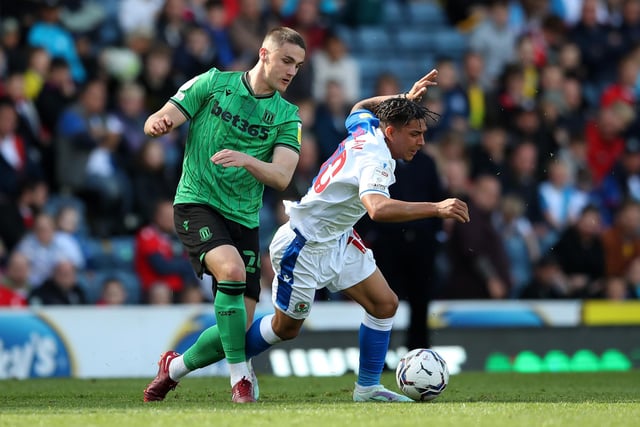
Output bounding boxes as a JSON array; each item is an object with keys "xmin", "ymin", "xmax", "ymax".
[{"xmin": 142, "ymin": 27, "xmax": 306, "ymax": 403}]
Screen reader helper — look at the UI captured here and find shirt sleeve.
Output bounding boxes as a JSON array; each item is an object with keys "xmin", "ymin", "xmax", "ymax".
[
  {"xmin": 345, "ymin": 109, "xmax": 379, "ymax": 133},
  {"xmin": 275, "ymin": 116, "xmax": 302, "ymax": 154},
  {"xmin": 358, "ymin": 154, "xmax": 395, "ymax": 199},
  {"xmin": 169, "ymin": 68, "xmax": 218, "ymax": 119}
]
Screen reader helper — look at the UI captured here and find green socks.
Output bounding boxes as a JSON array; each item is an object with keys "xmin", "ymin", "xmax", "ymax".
[
  {"xmin": 183, "ymin": 325, "xmax": 225, "ymax": 370},
  {"xmin": 212, "ymin": 281, "xmax": 247, "ymax": 364}
]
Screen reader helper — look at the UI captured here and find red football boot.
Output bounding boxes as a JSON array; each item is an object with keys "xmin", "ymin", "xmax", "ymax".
[
  {"xmin": 143, "ymin": 351, "xmax": 180, "ymax": 402},
  {"xmin": 231, "ymin": 376, "xmax": 256, "ymax": 403}
]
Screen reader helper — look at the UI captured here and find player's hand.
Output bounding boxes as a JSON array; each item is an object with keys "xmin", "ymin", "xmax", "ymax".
[
  {"xmin": 406, "ymin": 69, "xmax": 438, "ymax": 102},
  {"xmin": 146, "ymin": 114, "xmax": 173, "ymax": 137},
  {"xmin": 211, "ymin": 149, "xmax": 252, "ymax": 168},
  {"xmin": 435, "ymin": 198, "xmax": 469, "ymax": 223},
  {"xmin": 487, "ymin": 277, "xmax": 508, "ymax": 299}
]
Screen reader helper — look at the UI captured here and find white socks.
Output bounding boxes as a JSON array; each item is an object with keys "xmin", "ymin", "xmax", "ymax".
[
  {"xmin": 228, "ymin": 362, "xmax": 251, "ymax": 386},
  {"xmin": 260, "ymin": 314, "xmax": 282, "ymax": 344},
  {"xmin": 168, "ymin": 355, "xmax": 190, "ymax": 381}
]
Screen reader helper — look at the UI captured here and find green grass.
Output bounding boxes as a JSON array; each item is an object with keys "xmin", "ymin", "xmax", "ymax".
[{"xmin": 2, "ymin": 372, "xmax": 640, "ymax": 427}]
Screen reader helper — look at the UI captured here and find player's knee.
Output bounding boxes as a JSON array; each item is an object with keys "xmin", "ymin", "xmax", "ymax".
[
  {"xmin": 372, "ymin": 293, "xmax": 399, "ymax": 318},
  {"xmin": 272, "ymin": 318, "xmax": 302, "ymax": 341},
  {"xmin": 276, "ymin": 327, "xmax": 300, "ymax": 341},
  {"xmin": 214, "ymin": 261, "xmax": 246, "ymax": 282}
]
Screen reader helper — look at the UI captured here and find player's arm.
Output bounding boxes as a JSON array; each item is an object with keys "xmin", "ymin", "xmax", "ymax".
[
  {"xmin": 350, "ymin": 69, "xmax": 439, "ymax": 113},
  {"xmin": 211, "ymin": 145, "xmax": 299, "ymax": 191},
  {"xmin": 143, "ymin": 102, "xmax": 188, "ymax": 137},
  {"xmin": 361, "ymin": 193, "xmax": 470, "ymax": 223}
]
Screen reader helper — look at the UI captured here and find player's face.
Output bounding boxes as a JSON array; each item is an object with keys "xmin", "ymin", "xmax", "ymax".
[
  {"xmin": 387, "ymin": 119, "xmax": 427, "ymax": 161},
  {"xmin": 262, "ymin": 42, "xmax": 306, "ymax": 92}
]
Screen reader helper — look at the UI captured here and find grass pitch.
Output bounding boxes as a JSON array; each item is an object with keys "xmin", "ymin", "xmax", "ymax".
[{"xmin": 2, "ymin": 372, "xmax": 639, "ymax": 427}]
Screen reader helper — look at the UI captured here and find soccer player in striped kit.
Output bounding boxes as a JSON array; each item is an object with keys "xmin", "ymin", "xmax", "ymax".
[{"xmin": 142, "ymin": 27, "xmax": 306, "ymax": 403}]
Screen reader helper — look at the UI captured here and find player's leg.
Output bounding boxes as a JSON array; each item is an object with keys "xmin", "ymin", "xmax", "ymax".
[
  {"xmin": 144, "ymin": 205, "xmax": 252, "ymax": 402},
  {"xmin": 202, "ymin": 244, "xmax": 255, "ymax": 402},
  {"xmin": 176, "ymin": 281, "xmax": 257, "ymax": 372},
  {"xmin": 245, "ymin": 224, "xmax": 315, "ymax": 359},
  {"xmin": 169, "ymin": 238, "xmax": 262, "ymax": 379},
  {"xmin": 245, "ymin": 309, "xmax": 304, "ymax": 357},
  {"xmin": 336, "ymin": 231, "xmax": 412, "ymax": 402},
  {"xmin": 159, "ymin": 294, "xmax": 259, "ymax": 400}
]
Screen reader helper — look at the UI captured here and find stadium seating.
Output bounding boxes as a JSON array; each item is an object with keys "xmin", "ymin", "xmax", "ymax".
[
  {"xmin": 432, "ymin": 29, "xmax": 469, "ymax": 59},
  {"xmin": 85, "ymin": 235, "xmax": 135, "ymax": 271},
  {"xmin": 383, "ymin": 1, "xmax": 450, "ymax": 29},
  {"xmin": 354, "ymin": 26, "xmax": 395, "ymax": 56},
  {"xmin": 406, "ymin": 1, "xmax": 450, "ymax": 27},
  {"xmin": 339, "ymin": 1, "xmax": 467, "ymax": 97}
]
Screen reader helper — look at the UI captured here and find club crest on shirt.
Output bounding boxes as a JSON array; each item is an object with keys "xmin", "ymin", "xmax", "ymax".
[{"xmin": 263, "ymin": 110, "xmax": 275, "ymax": 124}]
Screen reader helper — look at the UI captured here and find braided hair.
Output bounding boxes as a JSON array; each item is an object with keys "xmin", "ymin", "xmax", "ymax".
[{"xmin": 372, "ymin": 97, "xmax": 440, "ymax": 128}]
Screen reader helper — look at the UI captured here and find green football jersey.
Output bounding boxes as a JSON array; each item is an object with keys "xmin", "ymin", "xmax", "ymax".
[{"xmin": 170, "ymin": 68, "xmax": 302, "ymax": 228}]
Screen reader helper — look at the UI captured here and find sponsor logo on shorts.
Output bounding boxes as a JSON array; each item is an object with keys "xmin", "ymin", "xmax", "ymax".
[
  {"xmin": 199, "ymin": 226, "xmax": 212, "ymax": 241},
  {"xmin": 294, "ymin": 302, "xmax": 310, "ymax": 313}
]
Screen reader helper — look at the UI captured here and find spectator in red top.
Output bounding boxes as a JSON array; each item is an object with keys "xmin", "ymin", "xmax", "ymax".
[
  {"xmin": 586, "ymin": 101, "xmax": 636, "ymax": 184},
  {"xmin": 282, "ymin": 0, "xmax": 328, "ymax": 55},
  {"xmin": 0, "ymin": 251, "xmax": 31, "ymax": 307},
  {"xmin": 134, "ymin": 199, "xmax": 196, "ymax": 302},
  {"xmin": 0, "ymin": 178, "xmax": 48, "ymax": 254},
  {"xmin": 600, "ymin": 54, "xmax": 639, "ymax": 107},
  {"xmin": 0, "ymin": 96, "xmax": 43, "ymax": 200}
]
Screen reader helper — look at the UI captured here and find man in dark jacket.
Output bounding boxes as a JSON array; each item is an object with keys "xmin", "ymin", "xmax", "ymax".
[{"xmin": 28, "ymin": 259, "xmax": 87, "ymax": 305}]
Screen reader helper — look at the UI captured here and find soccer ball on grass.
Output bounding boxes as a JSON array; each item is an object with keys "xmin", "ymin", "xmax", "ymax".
[{"xmin": 395, "ymin": 348, "xmax": 449, "ymax": 401}]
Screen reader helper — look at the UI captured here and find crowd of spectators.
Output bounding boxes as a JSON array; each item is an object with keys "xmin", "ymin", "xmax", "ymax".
[{"xmin": 1, "ymin": 0, "xmax": 640, "ymax": 308}]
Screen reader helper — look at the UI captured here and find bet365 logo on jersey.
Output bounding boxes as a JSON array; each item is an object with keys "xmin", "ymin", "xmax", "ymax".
[{"xmin": 211, "ymin": 100, "xmax": 270, "ymax": 140}]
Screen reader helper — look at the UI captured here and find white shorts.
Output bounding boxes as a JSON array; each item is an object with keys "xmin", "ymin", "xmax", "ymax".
[{"xmin": 269, "ymin": 222, "xmax": 377, "ymax": 319}]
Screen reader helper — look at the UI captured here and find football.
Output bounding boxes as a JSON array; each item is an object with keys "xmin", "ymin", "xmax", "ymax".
[{"xmin": 395, "ymin": 348, "xmax": 449, "ymax": 401}]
